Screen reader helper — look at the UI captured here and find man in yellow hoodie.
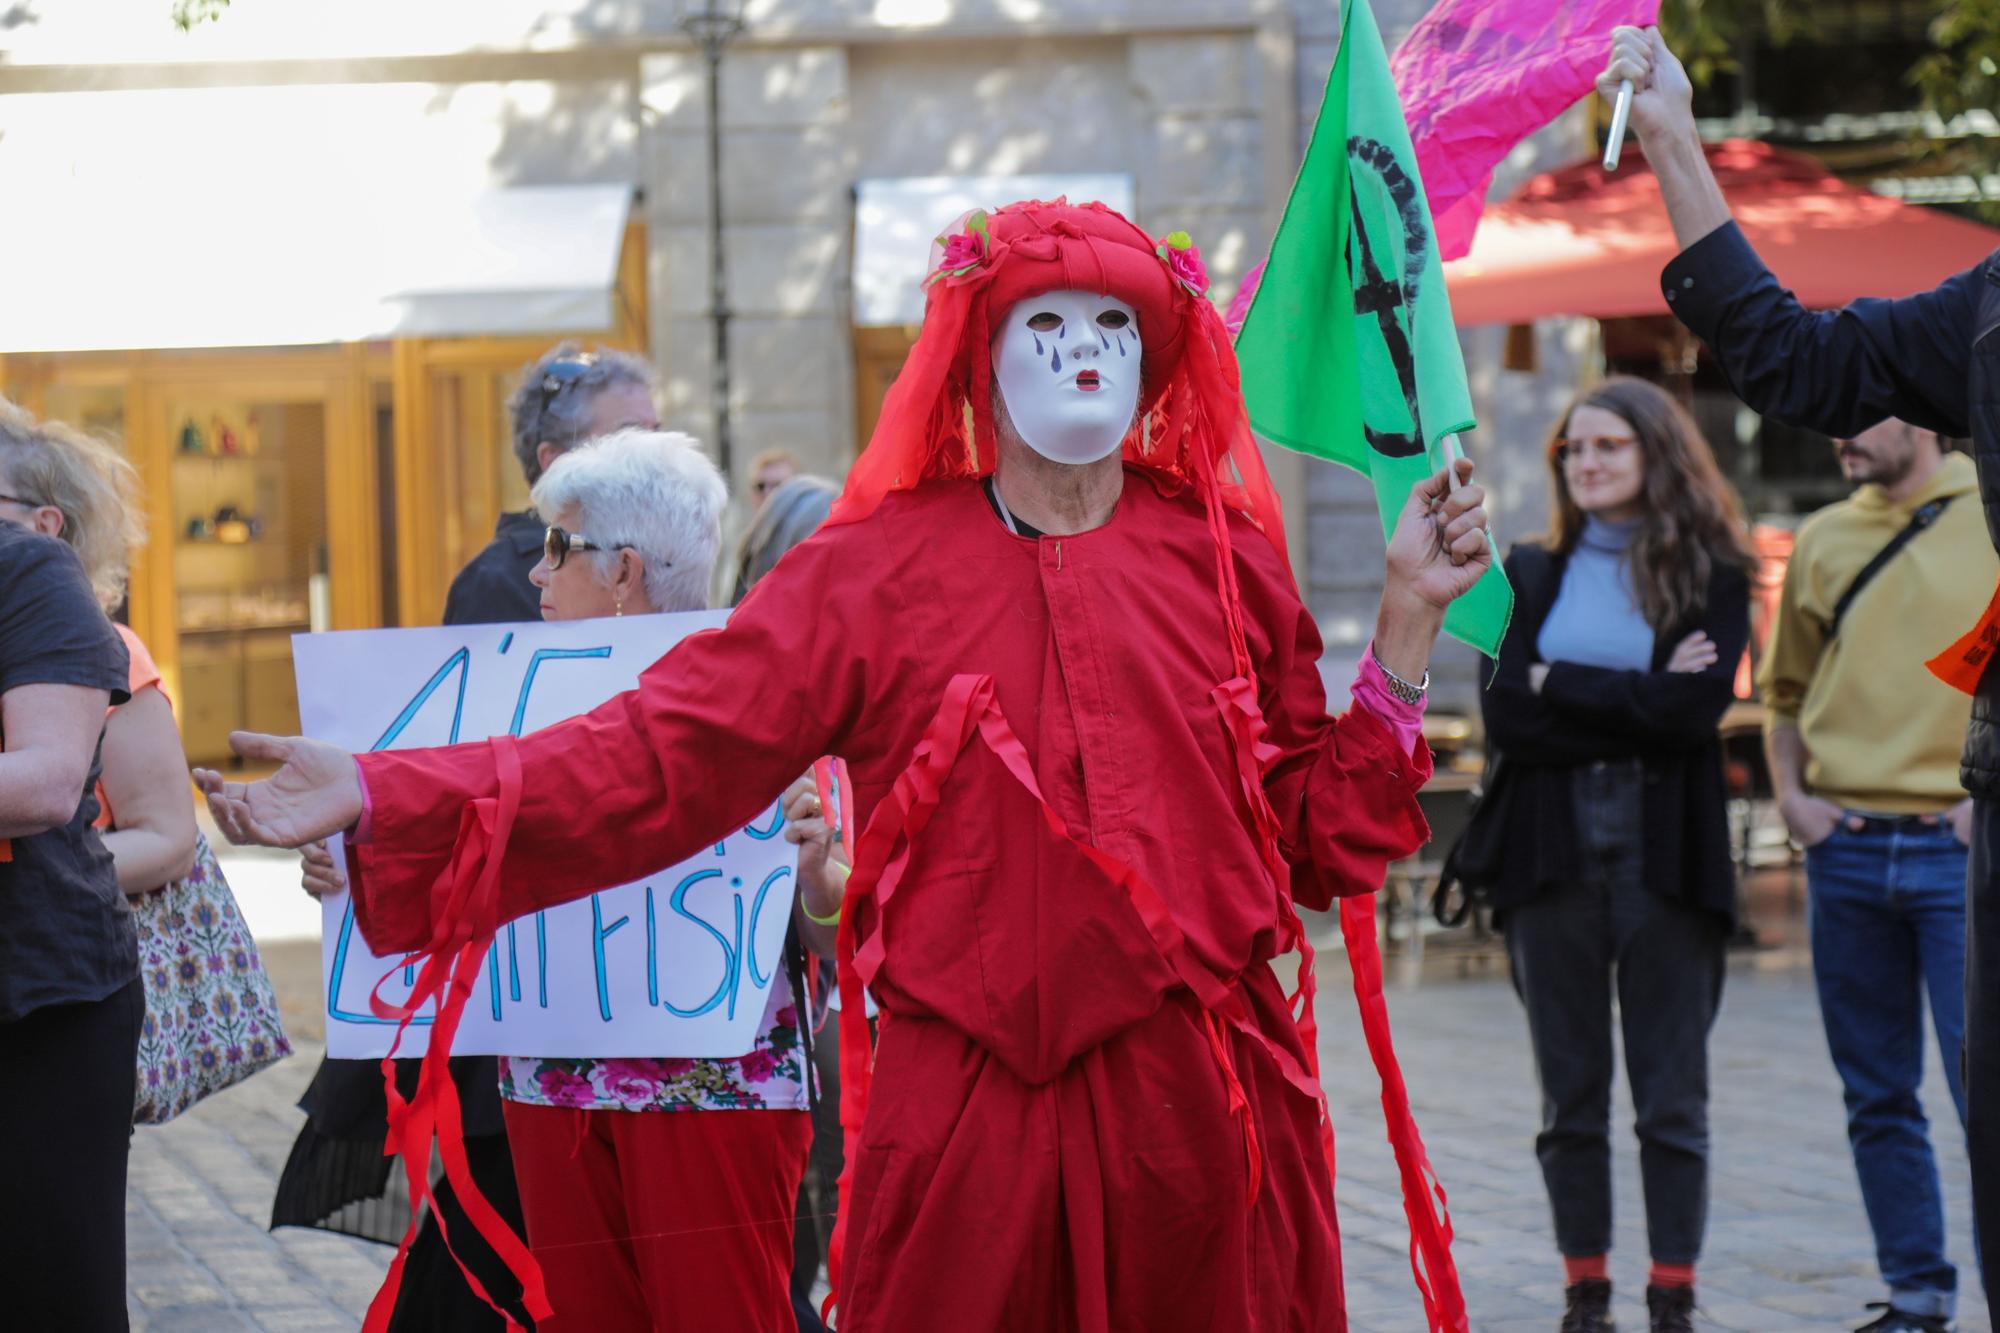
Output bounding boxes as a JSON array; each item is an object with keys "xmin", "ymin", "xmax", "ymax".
[{"xmin": 1762, "ymin": 419, "xmax": 1992, "ymax": 1333}]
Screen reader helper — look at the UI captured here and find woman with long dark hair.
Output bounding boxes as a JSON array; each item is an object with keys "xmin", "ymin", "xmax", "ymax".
[{"xmin": 1480, "ymin": 376, "xmax": 1752, "ymax": 1333}]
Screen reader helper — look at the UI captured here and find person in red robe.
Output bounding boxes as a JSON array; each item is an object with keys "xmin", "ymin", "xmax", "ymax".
[{"xmin": 198, "ymin": 199, "xmax": 1491, "ymax": 1333}]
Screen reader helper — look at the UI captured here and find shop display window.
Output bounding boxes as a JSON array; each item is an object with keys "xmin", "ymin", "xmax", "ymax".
[{"xmin": 170, "ymin": 399, "xmax": 329, "ymax": 765}]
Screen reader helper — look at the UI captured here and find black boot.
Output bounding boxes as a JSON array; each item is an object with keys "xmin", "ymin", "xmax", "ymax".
[
  {"xmin": 1645, "ymin": 1283, "xmax": 1695, "ymax": 1333},
  {"xmin": 1855, "ymin": 1303, "xmax": 1952, "ymax": 1332},
  {"xmin": 1561, "ymin": 1277, "xmax": 1615, "ymax": 1333}
]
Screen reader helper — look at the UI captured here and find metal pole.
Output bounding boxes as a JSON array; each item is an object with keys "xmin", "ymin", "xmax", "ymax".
[{"xmin": 703, "ymin": 30, "xmax": 733, "ymax": 479}]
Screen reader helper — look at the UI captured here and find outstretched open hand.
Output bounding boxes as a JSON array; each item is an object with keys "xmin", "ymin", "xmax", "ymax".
[
  {"xmin": 1384, "ymin": 455, "xmax": 1492, "ymax": 612},
  {"xmin": 192, "ymin": 731, "xmax": 363, "ymax": 850}
]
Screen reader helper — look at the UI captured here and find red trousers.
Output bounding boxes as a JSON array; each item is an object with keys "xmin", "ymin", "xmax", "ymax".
[{"xmin": 503, "ymin": 1100, "xmax": 812, "ymax": 1332}]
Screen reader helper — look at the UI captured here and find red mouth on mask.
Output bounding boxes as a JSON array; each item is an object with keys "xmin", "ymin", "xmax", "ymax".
[{"xmin": 1076, "ymin": 369, "xmax": 1101, "ymax": 392}]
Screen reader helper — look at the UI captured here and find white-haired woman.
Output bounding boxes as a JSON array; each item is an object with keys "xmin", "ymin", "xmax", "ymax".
[
  {"xmin": 512, "ymin": 430, "xmax": 839, "ymax": 1330},
  {"xmin": 294, "ymin": 429, "xmax": 841, "ymax": 1328}
]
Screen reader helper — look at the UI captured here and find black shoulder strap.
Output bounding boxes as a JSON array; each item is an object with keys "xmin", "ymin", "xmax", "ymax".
[{"xmin": 1828, "ymin": 494, "xmax": 1956, "ymax": 638}]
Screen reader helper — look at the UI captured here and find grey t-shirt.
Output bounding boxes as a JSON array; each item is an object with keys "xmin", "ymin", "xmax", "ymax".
[{"xmin": 0, "ymin": 527, "xmax": 134, "ymax": 1023}]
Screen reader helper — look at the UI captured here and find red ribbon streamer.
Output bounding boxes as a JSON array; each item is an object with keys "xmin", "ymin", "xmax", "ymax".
[
  {"xmin": 361, "ymin": 736, "xmax": 551, "ymax": 1333},
  {"xmin": 819, "ymin": 669, "xmax": 1462, "ymax": 1328}
]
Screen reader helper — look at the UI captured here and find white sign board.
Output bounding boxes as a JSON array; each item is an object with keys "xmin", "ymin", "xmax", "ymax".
[{"xmin": 294, "ymin": 615, "xmax": 797, "ymax": 1060}]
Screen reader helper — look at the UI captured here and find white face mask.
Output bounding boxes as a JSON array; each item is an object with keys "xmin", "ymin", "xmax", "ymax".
[{"xmin": 991, "ymin": 289, "xmax": 1142, "ymax": 466}]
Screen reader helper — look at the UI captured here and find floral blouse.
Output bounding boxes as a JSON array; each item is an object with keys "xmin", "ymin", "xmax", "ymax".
[{"xmin": 497, "ymin": 971, "xmax": 808, "ymax": 1113}]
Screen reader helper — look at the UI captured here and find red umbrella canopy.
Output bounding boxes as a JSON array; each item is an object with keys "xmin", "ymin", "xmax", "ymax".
[{"xmin": 1444, "ymin": 138, "xmax": 2000, "ymax": 326}]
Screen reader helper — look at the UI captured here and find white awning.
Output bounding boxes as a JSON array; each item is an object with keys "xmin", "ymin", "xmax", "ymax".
[
  {"xmin": 0, "ymin": 182, "xmax": 634, "ymax": 354},
  {"xmin": 852, "ymin": 173, "xmax": 1136, "ymax": 328}
]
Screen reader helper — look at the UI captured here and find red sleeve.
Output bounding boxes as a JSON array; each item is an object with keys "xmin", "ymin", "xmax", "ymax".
[
  {"xmin": 1237, "ymin": 530, "xmax": 1431, "ymax": 912},
  {"xmin": 345, "ymin": 528, "xmax": 875, "ymax": 956}
]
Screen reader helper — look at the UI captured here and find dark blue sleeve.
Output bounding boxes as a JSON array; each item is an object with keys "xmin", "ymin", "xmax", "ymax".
[{"xmin": 1663, "ymin": 221, "xmax": 1980, "ymax": 439}]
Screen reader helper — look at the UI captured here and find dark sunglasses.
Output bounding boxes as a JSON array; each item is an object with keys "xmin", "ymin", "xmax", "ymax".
[
  {"xmin": 538, "ymin": 354, "xmax": 599, "ymax": 409},
  {"xmin": 544, "ymin": 523, "xmax": 616, "ymax": 570}
]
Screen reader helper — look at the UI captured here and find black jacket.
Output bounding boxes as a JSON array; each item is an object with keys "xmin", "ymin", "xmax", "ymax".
[
  {"xmin": 1477, "ymin": 543, "xmax": 1749, "ymax": 923},
  {"xmin": 441, "ymin": 510, "xmax": 545, "ymax": 628},
  {"xmin": 1661, "ymin": 221, "xmax": 2000, "ymax": 795}
]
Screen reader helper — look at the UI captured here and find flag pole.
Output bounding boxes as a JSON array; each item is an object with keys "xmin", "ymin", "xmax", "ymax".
[
  {"xmin": 1602, "ymin": 79, "xmax": 1634, "ymax": 171},
  {"xmin": 1442, "ymin": 432, "xmax": 1496, "ymax": 573}
]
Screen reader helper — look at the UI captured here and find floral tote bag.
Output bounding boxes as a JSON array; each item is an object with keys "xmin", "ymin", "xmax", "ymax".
[{"xmin": 132, "ymin": 829, "xmax": 292, "ymax": 1124}]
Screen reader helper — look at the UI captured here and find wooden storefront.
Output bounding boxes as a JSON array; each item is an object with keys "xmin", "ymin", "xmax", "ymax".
[{"xmin": 0, "ymin": 217, "xmax": 649, "ymax": 766}]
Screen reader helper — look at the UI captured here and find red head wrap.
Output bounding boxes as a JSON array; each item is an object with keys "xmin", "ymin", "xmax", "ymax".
[{"xmin": 828, "ymin": 197, "xmax": 1289, "ymax": 572}]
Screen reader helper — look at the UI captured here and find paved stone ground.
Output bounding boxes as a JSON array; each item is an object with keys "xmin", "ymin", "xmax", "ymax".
[
  {"xmin": 130, "ymin": 898, "xmax": 1987, "ymax": 1331},
  {"xmin": 1316, "ymin": 948, "xmax": 1987, "ymax": 1332}
]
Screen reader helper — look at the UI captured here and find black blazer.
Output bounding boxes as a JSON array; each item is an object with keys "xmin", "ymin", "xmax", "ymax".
[{"xmin": 1476, "ymin": 541, "xmax": 1751, "ymax": 923}]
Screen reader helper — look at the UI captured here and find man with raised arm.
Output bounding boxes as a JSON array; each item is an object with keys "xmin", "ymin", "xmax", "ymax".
[
  {"xmin": 1599, "ymin": 28, "xmax": 1999, "ymax": 1322},
  {"xmin": 199, "ymin": 199, "xmax": 1490, "ymax": 1332}
]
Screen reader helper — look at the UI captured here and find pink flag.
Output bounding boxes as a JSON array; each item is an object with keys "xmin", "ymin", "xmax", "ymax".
[{"xmin": 1391, "ymin": 0, "xmax": 1659, "ymax": 260}]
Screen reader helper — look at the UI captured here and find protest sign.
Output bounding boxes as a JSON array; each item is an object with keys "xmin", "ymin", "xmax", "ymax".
[{"xmin": 294, "ymin": 613, "xmax": 797, "ymax": 1059}]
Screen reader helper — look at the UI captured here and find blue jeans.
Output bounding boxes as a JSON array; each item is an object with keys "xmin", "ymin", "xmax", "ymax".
[{"xmin": 1807, "ymin": 818, "xmax": 1970, "ymax": 1319}]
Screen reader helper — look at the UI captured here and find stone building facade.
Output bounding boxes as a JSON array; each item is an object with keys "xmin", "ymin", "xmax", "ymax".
[{"xmin": 0, "ymin": 0, "xmax": 1595, "ymax": 709}]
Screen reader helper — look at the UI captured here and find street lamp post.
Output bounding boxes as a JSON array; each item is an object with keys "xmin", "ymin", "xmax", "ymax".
[{"xmin": 677, "ymin": 0, "xmax": 746, "ymax": 480}]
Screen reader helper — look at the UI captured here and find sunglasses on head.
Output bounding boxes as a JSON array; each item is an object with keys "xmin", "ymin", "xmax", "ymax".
[{"xmin": 538, "ymin": 354, "xmax": 599, "ymax": 410}]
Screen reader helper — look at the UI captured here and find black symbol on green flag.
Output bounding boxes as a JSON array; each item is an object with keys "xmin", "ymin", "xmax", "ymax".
[{"xmin": 1344, "ymin": 135, "xmax": 1430, "ymax": 462}]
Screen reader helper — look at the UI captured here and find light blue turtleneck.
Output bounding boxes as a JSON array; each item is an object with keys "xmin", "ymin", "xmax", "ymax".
[{"xmin": 1535, "ymin": 516, "xmax": 1655, "ymax": 671}]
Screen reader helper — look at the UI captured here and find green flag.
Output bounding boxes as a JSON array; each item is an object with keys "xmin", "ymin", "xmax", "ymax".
[{"xmin": 1235, "ymin": 0, "xmax": 1511, "ymax": 656}]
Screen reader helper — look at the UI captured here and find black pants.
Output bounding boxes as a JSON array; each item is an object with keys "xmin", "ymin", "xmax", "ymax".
[
  {"xmin": 0, "ymin": 978, "xmax": 143, "ymax": 1332},
  {"xmin": 1967, "ymin": 798, "xmax": 2000, "ymax": 1301},
  {"xmin": 1505, "ymin": 760, "xmax": 1727, "ymax": 1265}
]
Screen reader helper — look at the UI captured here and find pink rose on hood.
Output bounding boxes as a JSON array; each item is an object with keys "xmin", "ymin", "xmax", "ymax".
[
  {"xmin": 1160, "ymin": 231, "xmax": 1208, "ymax": 296},
  {"xmin": 936, "ymin": 231, "xmax": 984, "ymax": 278}
]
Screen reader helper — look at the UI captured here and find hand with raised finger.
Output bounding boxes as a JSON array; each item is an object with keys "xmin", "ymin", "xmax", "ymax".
[
  {"xmin": 1385, "ymin": 455, "xmax": 1492, "ymax": 613},
  {"xmin": 299, "ymin": 839, "xmax": 347, "ymax": 900},
  {"xmin": 191, "ymin": 731, "xmax": 362, "ymax": 849}
]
